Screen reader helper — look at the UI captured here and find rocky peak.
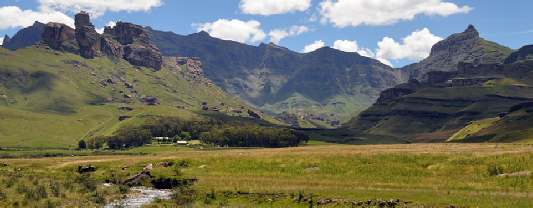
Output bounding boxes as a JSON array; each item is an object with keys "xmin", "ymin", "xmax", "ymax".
[
  {"xmin": 2, "ymin": 35, "xmax": 10, "ymax": 46},
  {"xmin": 105, "ymin": 22, "xmax": 150, "ymax": 45},
  {"xmin": 430, "ymin": 25, "xmax": 480, "ymax": 55},
  {"xmin": 75, "ymin": 11, "xmax": 100, "ymax": 58},
  {"xmin": 74, "ymin": 11, "xmax": 93, "ymax": 28},
  {"xmin": 3, "ymin": 21, "xmax": 46, "ymax": 50}
]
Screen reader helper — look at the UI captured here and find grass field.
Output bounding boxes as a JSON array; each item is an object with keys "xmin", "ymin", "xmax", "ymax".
[{"xmin": 1, "ymin": 143, "xmax": 532, "ymax": 207}]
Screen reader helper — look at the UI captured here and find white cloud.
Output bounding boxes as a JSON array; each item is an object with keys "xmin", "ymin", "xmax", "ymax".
[
  {"xmin": 332, "ymin": 40, "xmax": 374, "ymax": 57},
  {"xmin": 375, "ymin": 28, "xmax": 442, "ymax": 66},
  {"xmin": 240, "ymin": 0, "xmax": 311, "ymax": 16},
  {"xmin": 196, "ymin": 19, "xmax": 266, "ymax": 44},
  {"xmin": 269, "ymin": 25, "xmax": 309, "ymax": 44},
  {"xmin": 319, "ymin": 0, "xmax": 471, "ymax": 28},
  {"xmin": 302, "ymin": 40, "xmax": 325, "ymax": 53},
  {"xmin": 96, "ymin": 21, "xmax": 117, "ymax": 34},
  {"xmin": 0, "ymin": 6, "xmax": 74, "ymax": 30},
  {"xmin": 0, "ymin": 37, "xmax": 4, "ymax": 46},
  {"xmin": 38, "ymin": 0, "xmax": 163, "ymax": 17}
]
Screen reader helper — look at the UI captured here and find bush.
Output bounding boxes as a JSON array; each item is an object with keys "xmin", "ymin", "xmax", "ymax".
[
  {"xmin": 78, "ymin": 140, "xmax": 87, "ymax": 149},
  {"xmin": 200, "ymin": 125, "xmax": 308, "ymax": 148}
]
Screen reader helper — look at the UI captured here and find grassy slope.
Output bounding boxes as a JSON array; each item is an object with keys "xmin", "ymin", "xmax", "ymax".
[
  {"xmin": 2, "ymin": 144, "xmax": 532, "ymax": 207},
  {"xmin": 0, "ymin": 47, "xmax": 269, "ymax": 148}
]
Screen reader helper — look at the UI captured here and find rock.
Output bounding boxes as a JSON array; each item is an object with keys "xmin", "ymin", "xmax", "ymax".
[
  {"xmin": 123, "ymin": 44, "xmax": 162, "ymax": 70},
  {"xmin": 77, "ymin": 165, "xmax": 96, "ymax": 173},
  {"xmin": 42, "ymin": 22, "xmax": 77, "ymax": 52},
  {"xmin": 201, "ymin": 105, "xmax": 209, "ymax": 111},
  {"xmin": 124, "ymin": 164, "xmax": 153, "ymax": 186},
  {"xmin": 247, "ymin": 109, "xmax": 261, "ymax": 119},
  {"xmin": 75, "ymin": 11, "xmax": 101, "ymax": 59},
  {"xmin": 2, "ymin": 21, "xmax": 46, "ymax": 50},
  {"xmin": 118, "ymin": 115, "xmax": 131, "ymax": 121},
  {"xmin": 105, "ymin": 22, "xmax": 149, "ymax": 45},
  {"xmin": 142, "ymin": 96, "xmax": 159, "ymax": 105},
  {"xmin": 497, "ymin": 171, "xmax": 531, "ymax": 177}
]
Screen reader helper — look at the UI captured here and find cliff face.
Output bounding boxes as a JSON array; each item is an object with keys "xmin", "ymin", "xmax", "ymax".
[
  {"xmin": 402, "ymin": 25, "xmax": 512, "ymax": 80},
  {"xmin": 39, "ymin": 12, "xmax": 162, "ymax": 70}
]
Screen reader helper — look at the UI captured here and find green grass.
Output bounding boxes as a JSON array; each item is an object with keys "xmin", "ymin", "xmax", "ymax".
[
  {"xmin": 1, "ymin": 143, "xmax": 532, "ymax": 207},
  {"xmin": 447, "ymin": 117, "xmax": 500, "ymax": 142}
]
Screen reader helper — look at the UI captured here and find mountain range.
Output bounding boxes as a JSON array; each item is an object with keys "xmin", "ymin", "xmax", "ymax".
[{"xmin": 1, "ymin": 12, "xmax": 532, "ymax": 145}]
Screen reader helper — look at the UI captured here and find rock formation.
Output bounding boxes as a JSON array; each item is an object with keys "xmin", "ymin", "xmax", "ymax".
[
  {"xmin": 38, "ymin": 11, "xmax": 163, "ymax": 70},
  {"xmin": 75, "ymin": 12, "xmax": 101, "ymax": 58},
  {"xmin": 2, "ymin": 35, "xmax": 10, "ymax": 46},
  {"xmin": 41, "ymin": 23, "xmax": 77, "ymax": 52},
  {"xmin": 105, "ymin": 22, "xmax": 162, "ymax": 70}
]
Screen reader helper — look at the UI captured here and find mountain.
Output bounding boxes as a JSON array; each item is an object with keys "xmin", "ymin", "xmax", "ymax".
[
  {"xmin": 2, "ymin": 19, "xmax": 406, "ymax": 128},
  {"xmin": 402, "ymin": 25, "xmax": 512, "ymax": 80},
  {"xmin": 0, "ymin": 13, "xmax": 274, "ymax": 148},
  {"xmin": 342, "ymin": 37, "xmax": 533, "ymax": 143},
  {"xmin": 149, "ymin": 29, "xmax": 405, "ymax": 127},
  {"xmin": 2, "ymin": 21, "xmax": 46, "ymax": 50}
]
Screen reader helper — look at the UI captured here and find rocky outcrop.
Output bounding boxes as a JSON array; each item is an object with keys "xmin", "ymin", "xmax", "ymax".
[
  {"xmin": 42, "ymin": 23, "xmax": 77, "ymax": 52},
  {"xmin": 2, "ymin": 21, "xmax": 45, "ymax": 50},
  {"xmin": 104, "ymin": 22, "xmax": 162, "ymax": 70},
  {"xmin": 100, "ymin": 37, "xmax": 123, "ymax": 57},
  {"xmin": 402, "ymin": 25, "xmax": 512, "ymax": 80},
  {"xmin": 123, "ymin": 44, "xmax": 162, "ymax": 70},
  {"xmin": 75, "ymin": 12, "xmax": 101, "ymax": 58}
]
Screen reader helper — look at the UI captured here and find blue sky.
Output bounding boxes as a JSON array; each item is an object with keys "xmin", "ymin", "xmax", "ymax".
[{"xmin": 1, "ymin": 0, "xmax": 532, "ymax": 67}]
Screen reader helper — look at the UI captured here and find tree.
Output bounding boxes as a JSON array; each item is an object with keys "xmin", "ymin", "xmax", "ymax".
[{"xmin": 78, "ymin": 140, "xmax": 87, "ymax": 149}]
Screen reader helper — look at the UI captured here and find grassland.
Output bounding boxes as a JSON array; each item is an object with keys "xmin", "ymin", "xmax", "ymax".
[{"xmin": 1, "ymin": 143, "xmax": 532, "ymax": 207}]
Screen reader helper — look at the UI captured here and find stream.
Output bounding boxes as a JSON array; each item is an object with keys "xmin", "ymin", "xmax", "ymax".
[{"xmin": 105, "ymin": 186, "xmax": 173, "ymax": 208}]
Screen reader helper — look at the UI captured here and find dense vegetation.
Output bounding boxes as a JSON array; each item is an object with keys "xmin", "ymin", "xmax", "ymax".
[{"xmin": 88, "ymin": 116, "xmax": 309, "ymax": 149}]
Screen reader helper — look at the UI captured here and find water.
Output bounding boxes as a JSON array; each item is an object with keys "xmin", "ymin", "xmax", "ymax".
[{"xmin": 105, "ymin": 186, "xmax": 173, "ymax": 208}]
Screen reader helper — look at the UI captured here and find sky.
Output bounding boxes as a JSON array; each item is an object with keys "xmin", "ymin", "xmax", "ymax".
[{"xmin": 0, "ymin": 0, "xmax": 532, "ymax": 67}]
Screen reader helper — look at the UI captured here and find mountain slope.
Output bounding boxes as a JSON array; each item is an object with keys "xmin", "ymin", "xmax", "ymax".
[
  {"xmin": 150, "ymin": 30, "xmax": 405, "ymax": 126},
  {"xmin": 0, "ymin": 43, "xmax": 268, "ymax": 148},
  {"xmin": 402, "ymin": 25, "xmax": 512, "ymax": 80}
]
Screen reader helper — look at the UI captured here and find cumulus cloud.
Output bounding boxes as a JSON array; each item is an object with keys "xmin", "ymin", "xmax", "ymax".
[
  {"xmin": 196, "ymin": 19, "xmax": 266, "ymax": 44},
  {"xmin": 0, "ymin": 37, "xmax": 4, "ymax": 46},
  {"xmin": 240, "ymin": 0, "xmax": 311, "ymax": 16},
  {"xmin": 302, "ymin": 40, "xmax": 325, "ymax": 53},
  {"xmin": 332, "ymin": 40, "xmax": 374, "ymax": 57},
  {"xmin": 96, "ymin": 21, "xmax": 117, "ymax": 34},
  {"xmin": 269, "ymin": 25, "xmax": 309, "ymax": 44},
  {"xmin": 38, "ymin": 0, "xmax": 163, "ymax": 17},
  {"xmin": 319, "ymin": 0, "xmax": 471, "ymax": 28},
  {"xmin": 0, "ymin": 6, "xmax": 74, "ymax": 29},
  {"xmin": 375, "ymin": 28, "xmax": 442, "ymax": 66}
]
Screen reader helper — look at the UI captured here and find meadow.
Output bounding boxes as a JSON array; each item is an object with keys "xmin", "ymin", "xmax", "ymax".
[{"xmin": 1, "ymin": 143, "xmax": 532, "ymax": 207}]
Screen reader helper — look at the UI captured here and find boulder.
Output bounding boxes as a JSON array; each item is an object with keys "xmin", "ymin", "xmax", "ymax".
[
  {"xmin": 142, "ymin": 96, "xmax": 159, "ymax": 105},
  {"xmin": 42, "ymin": 23, "xmax": 77, "ymax": 52},
  {"xmin": 75, "ymin": 12, "xmax": 101, "ymax": 59},
  {"xmin": 77, "ymin": 165, "xmax": 96, "ymax": 173},
  {"xmin": 247, "ymin": 109, "xmax": 261, "ymax": 119}
]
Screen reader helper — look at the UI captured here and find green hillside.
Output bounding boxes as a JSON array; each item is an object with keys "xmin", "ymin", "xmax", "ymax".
[{"xmin": 0, "ymin": 47, "xmax": 270, "ymax": 148}]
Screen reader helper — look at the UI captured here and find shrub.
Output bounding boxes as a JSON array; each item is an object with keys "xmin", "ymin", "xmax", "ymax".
[{"xmin": 78, "ymin": 140, "xmax": 87, "ymax": 149}]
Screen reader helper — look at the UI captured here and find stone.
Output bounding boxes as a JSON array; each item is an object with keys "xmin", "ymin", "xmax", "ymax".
[
  {"xmin": 247, "ymin": 109, "xmax": 261, "ymax": 119},
  {"xmin": 142, "ymin": 96, "xmax": 159, "ymax": 105}
]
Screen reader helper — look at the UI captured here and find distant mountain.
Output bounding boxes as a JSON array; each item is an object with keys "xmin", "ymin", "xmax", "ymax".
[
  {"xmin": 342, "ymin": 35, "xmax": 533, "ymax": 143},
  {"xmin": 402, "ymin": 25, "xmax": 512, "ymax": 80},
  {"xmin": 2, "ymin": 21, "xmax": 46, "ymax": 50},
  {"xmin": 149, "ymin": 29, "xmax": 405, "ymax": 127}
]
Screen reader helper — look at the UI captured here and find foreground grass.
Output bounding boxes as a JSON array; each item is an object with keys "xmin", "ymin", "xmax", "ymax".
[{"xmin": 1, "ymin": 143, "xmax": 532, "ymax": 207}]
